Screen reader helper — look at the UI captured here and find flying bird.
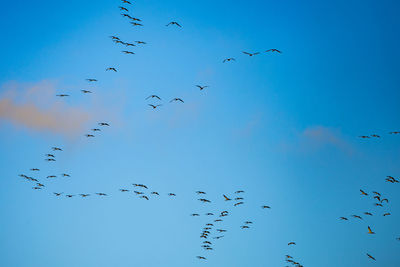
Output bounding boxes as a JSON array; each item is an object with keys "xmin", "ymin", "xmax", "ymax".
[
  {"xmin": 196, "ymin": 256, "xmax": 206, "ymax": 260},
  {"xmin": 366, "ymin": 253, "xmax": 376, "ymax": 261},
  {"xmin": 243, "ymin": 51, "xmax": 260, "ymax": 56},
  {"xmin": 46, "ymin": 154, "xmax": 55, "ymax": 157},
  {"xmin": 364, "ymin": 212, "xmax": 373, "ymax": 216},
  {"xmin": 148, "ymin": 104, "xmax": 162, "ymax": 109},
  {"xmin": 383, "ymin": 213, "xmax": 391, "ymax": 216},
  {"xmin": 235, "ymin": 190, "xmax": 244, "ymax": 193},
  {"xmin": 223, "ymin": 194, "xmax": 231, "ymax": 201},
  {"xmin": 53, "ymin": 192, "xmax": 63, "ymax": 196},
  {"xmin": 121, "ymin": 0, "xmax": 131, "ymax": 4},
  {"xmin": 52, "ymin": 147, "xmax": 62, "ymax": 151},
  {"xmin": 119, "ymin": 189, "xmax": 129, "ymax": 192},
  {"xmin": 265, "ymin": 49, "xmax": 282, "ymax": 53},
  {"xmin": 371, "ymin": 134, "xmax": 380, "ymax": 138},
  {"xmin": 166, "ymin": 21, "xmax": 181, "ymax": 27},
  {"xmin": 130, "ymin": 22, "xmax": 143, "ymax": 26},
  {"xmin": 80, "ymin": 194, "xmax": 90, "ymax": 198},
  {"xmin": 288, "ymin": 242, "xmax": 296, "ymax": 246},
  {"xmin": 99, "ymin": 123, "xmax": 110, "ymax": 126},
  {"xmin": 367, "ymin": 226, "xmax": 375, "ymax": 234},
  {"xmin": 196, "ymin": 85, "xmax": 209, "ymax": 90},
  {"xmin": 339, "ymin": 217, "xmax": 348, "ymax": 220},
  {"xmin": 241, "ymin": 225, "xmax": 250, "ymax": 229},
  {"xmin": 191, "ymin": 213, "xmax": 200, "ymax": 216},
  {"xmin": 151, "ymin": 192, "xmax": 159, "ymax": 195},
  {"xmin": 359, "ymin": 136, "xmax": 370, "ymax": 139},
  {"xmin": 223, "ymin": 58, "xmax": 235, "ymax": 63},
  {"xmin": 170, "ymin": 98, "xmax": 184, "ymax": 103},
  {"xmin": 91, "ymin": 128, "xmax": 101, "ymax": 132},
  {"xmin": 262, "ymin": 205, "xmax": 271, "ymax": 209},
  {"xmin": 81, "ymin": 90, "xmax": 92, "ymax": 94},
  {"xmin": 234, "ymin": 202, "xmax": 244, "ymax": 206},
  {"xmin": 196, "ymin": 191, "xmax": 206, "ymax": 194},
  {"xmin": 56, "ymin": 94, "xmax": 69, "ymax": 97},
  {"xmin": 30, "ymin": 168, "xmax": 40, "ymax": 171},
  {"xmin": 122, "ymin": 51, "xmax": 135, "ymax": 55},
  {"xmin": 106, "ymin": 67, "xmax": 117, "ymax": 72},
  {"xmin": 146, "ymin": 95, "xmax": 161, "ymax": 100},
  {"xmin": 119, "ymin": 6, "xmax": 128, "ymax": 11},
  {"xmin": 85, "ymin": 134, "xmax": 95, "ymax": 137},
  {"xmin": 45, "ymin": 158, "xmax": 56, "ymax": 162},
  {"xmin": 96, "ymin": 193, "xmax": 107, "ymax": 196},
  {"xmin": 86, "ymin": 79, "xmax": 97, "ymax": 82},
  {"xmin": 360, "ymin": 189, "xmax": 368, "ymax": 196},
  {"xmin": 135, "ymin": 41, "xmax": 147, "ymax": 44},
  {"xmin": 352, "ymin": 215, "xmax": 363, "ymax": 220}
]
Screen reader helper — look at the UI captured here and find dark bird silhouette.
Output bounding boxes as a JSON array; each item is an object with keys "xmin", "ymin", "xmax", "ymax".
[
  {"xmin": 170, "ymin": 98, "xmax": 184, "ymax": 103},
  {"xmin": 360, "ymin": 189, "xmax": 368, "ymax": 196},
  {"xmin": 121, "ymin": 13, "xmax": 133, "ymax": 19},
  {"xmin": 243, "ymin": 51, "xmax": 260, "ymax": 56},
  {"xmin": 262, "ymin": 205, "xmax": 271, "ymax": 209},
  {"xmin": 80, "ymin": 194, "xmax": 90, "ymax": 197},
  {"xmin": 374, "ymin": 203, "xmax": 383, "ymax": 207},
  {"xmin": 135, "ymin": 41, "xmax": 147, "ymax": 44},
  {"xmin": 364, "ymin": 212, "xmax": 373, "ymax": 216},
  {"xmin": 151, "ymin": 192, "xmax": 159, "ymax": 195},
  {"xmin": 30, "ymin": 168, "xmax": 40, "ymax": 171},
  {"xmin": 119, "ymin": 6, "xmax": 128, "ymax": 11},
  {"xmin": 213, "ymin": 236, "xmax": 224, "ymax": 239},
  {"xmin": 359, "ymin": 136, "xmax": 370, "ymax": 139},
  {"xmin": 141, "ymin": 196, "xmax": 149, "ymax": 200},
  {"xmin": 383, "ymin": 213, "xmax": 391, "ymax": 216},
  {"xmin": 121, "ymin": 0, "xmax": 132, "ymax": 4},
  {"xmin": 45, "ymin": 158, "xmax": 56, "ymax": 162},
  {"xmin": 234, "ymin": 202, "xmax": 244, "ymax": 206},
  {"xmin": 205, "ymin": 213, "xmax": 214, "ymax": 216},
  {"xmin": 124, "ymin": 43, "xmax": 136, "ymax": 47},
  {"xmin": 166, "ymin": 21, "xmax": 181, "ymax": 27},
  {"xmin": 352, "ymin": 215, "xmax": 363, "ymax": 220},
  {"xmin": 130, "ymin": 22, "xmax": 143, "ymax": 26},
  {"xmin": 46, "ymin": 154, "xmax": 55, "ymax": 157},
  {"xmin": 339, "ymin": 217, "xmax": 348, "ymax": 220},
  {"xmin": 168, "ymin": 193, "xmax": 176, "ymax": 196},
  {"xmin": 53, "ymin": 192, "xmax": 63, "ymax": 196},
  {"xmin": 56, "ymin": 94, "xmax": 69, "ymax": 97},
  {"xmin": 371, "ymin": 134, "xmax": 380, "ymax": 138},
  {"xmin": 106, "ymin": 67, "xmax": 117, "ymax": 72},
  {"xmin": 119, "ymin": 189, "xmax": 129, "ymax": 192},
  {"xmin": 96, "ymin": 193, "xmax": 107, "ymax": 196},
  {"xmin": 191, "ymin": 213, "xmax": 200, "ymax": 216},
  {"xmin": 81, "ymin": 90, "xmax": 92, "ymax": 94},
  {"xmin": 85, "ymin": 134, "xmax": 95, "ymax": 137},
  {"xmin": 86, "ymin": 79, "xmax": 97, "ymax": 82},
  {"xmin": 288, "ymin": 242, "xmax": 296, "ymax": 246},
  {"xmin": 196, "ymin": 191, "xmax": 206, "ymax": 194},
  {"xmin": 223, "ymin": 58, "xmax": 235, "ymax": 63},
  {"xmin": 197, "ymin": 256, "xmax": 206, "ymax": 260},
  {"xmin": 110, "ymin": 36, "xmax": 120, "ymax": 40},
  {"xmin": 47, "ymin": 175, "xmax": 56, "ymax": 179},
  {"xmin": 389, "ymin": 131, "xmax": 400, "ymax": 134},
  {"xmin": 235, "ymin": 190, "xmax": 245, "ymax": 193},
  {"xmin": 66, "ymin": 195, "xmax": 74, "ymax": 198},
  {"xmin": 52, "ymin": 147, "xmax": 63, "ymax": 151},
  {"xmin": 223, "ymin": 194, "xmax": 231, "ymax": 201},
  {"xmin": 122, "ymin": 51, "xmax": 135, "ymax": 54},
  {"xmin": 367, "ymin": 253, "xmax": 376, "ymax": 261},
  {"xmin": 373, "ymin": 191, "xmax": 381, "ymax": 196},
  {"xmin": 265, "ymin": 49, "xmax": 282, "ymax": 53},
  {"xmin": 196, "ymin": 85, "xmax": 209, "ymax": 90},
  {"xmin": 148, "ymin": 104, "xmax": 162, "ymax": 109},
  {"xmin": 91, "ymin": 128, "xmax": 101, "ymax": 132},
  {"xmin": 32, "ymin": 187, "xmax": 42, "ymax": 190},
  {"xmin": 146, "ymin": 95, "xmax": 161, "ymax": 100},
  {"xmin": 381, "ymin": 198, "xmax": 389, "ymax": 203},
  {"xmin": 367, "ymin": 226, "xmax": 375, "ymax": 234},
  {"xmin": 99, "ymin": 123, "xmax": 110, "ymax": 126},
  {"xmin": 241, "ymin": 225, "xmax": 250, "ymax": 229},
  {"xmin": 235, "ymin": 197, "xmax": 244, "ymax": 201}
]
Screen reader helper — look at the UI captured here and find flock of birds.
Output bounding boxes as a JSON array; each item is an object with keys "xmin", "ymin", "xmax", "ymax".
[{"xmin": 13, "ymin": 0, "xmax": 400, "ymax": 265}]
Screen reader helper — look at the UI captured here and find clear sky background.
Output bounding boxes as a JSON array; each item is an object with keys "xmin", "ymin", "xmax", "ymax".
[{"xmin": 1, "ymin": 0, "xmax": 400, "ymax": 266}]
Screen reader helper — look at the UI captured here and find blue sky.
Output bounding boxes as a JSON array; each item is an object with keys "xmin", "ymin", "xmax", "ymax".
[{"xmin": 1, "ymin": 0, "xmax": 400, "ymax": 266}]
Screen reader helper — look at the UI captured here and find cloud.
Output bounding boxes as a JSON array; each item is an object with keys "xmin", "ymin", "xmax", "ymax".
[
  {"xmin": 0, "ymin": 80, "xmax": 92, "ymax": 136},
  {"xmin": 300, "ymin": 126, "xmax": 352, "ymax": 153}
]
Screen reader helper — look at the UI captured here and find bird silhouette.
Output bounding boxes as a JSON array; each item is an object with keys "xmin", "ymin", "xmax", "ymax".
[
  {"xmin": 86, "ymin": 79, "xmax": 97, "ymax": 82},
  {"xmin": 106, "ymin": 67, "xmax": 117, "ymax": 72},
  {"xmin": 146, "ymin": 95, "xmax": 161, "ymax": 100},
  {"xmin": 196, "ymin": 85, "xmax": 209, "ymax": 90},
  {"xmin": 148, "ymin": 104, "xmax": 162, "ymax": 109},
  {"xmin": 265, "ymin": 49, "xmax": 282, "ymax": 53},
  {"xmin": 223, "ymin": 58, "xmax": 235, "ymax": 63},
  {"xmin": 166, "ymin": 22, "xmax": 181, "ymax": 27},
  {"xmin": 367, "ymin": 226, "xmax": 375, "ymax": 234},
  {"xmin": 122, "ymin": 51, "xmax": 135, "ymax": 54},
  {"xmin": 81, "ymin": 90, "xmax": 92, "ymax": 94},
  {"xmin": 170, "ymin": 98, "xmax": 184, "ymax": 103},
  {"xmin": 223, "ymin": 194, "xmax": 231, "ymax": 201},
  {"xmin": 243, "ymin": 51, "xmax": 260, "ymax": 56},
  {"xmin": 366, "ymin": 253, "xmax": 376, "ymax": 261}
]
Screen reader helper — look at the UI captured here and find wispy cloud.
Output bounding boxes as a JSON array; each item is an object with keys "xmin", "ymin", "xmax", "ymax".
[
  {"xmin": 0, "ymin": 80, "xmax": 92, "ymax": 136},
  {"xmin": 300, "ymin": 126, "xmax": 352, "ymax": 153}
]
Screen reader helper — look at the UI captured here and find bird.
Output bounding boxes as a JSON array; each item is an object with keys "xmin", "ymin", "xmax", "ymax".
[
  {"xmin": 81, "ymin": 90, "xmax": 92, "ymax": 94},
  {"xmin": 119, "ymin": 6, "xmax": 128, "ymax": 11},
  {"xmin": 383, "ymin": 213, "xmax": 391, "ymax": 216},
  {"xmin": 124, "ymin": 43, "xmax": 136, "ymax": 47},
  {"xmin": 205, "ymin": 213, "xmax": 214, "ymax": 216},
  {"xmin": 243, "ymin": 51, "xmax": 260, "ymax": 56},
  {"xmin": 86, "ymin": 79, "xmax": 97, "ymax": 82},
  {"xmin": 121, "ymin": 13, "xmax": 133, "ymax": 19},
  {"xmin": 235, "ymin": 197, "xmax": 244, "ymax": 201},
  {"xmin": 168, "ymin": 193, "xmax": 176, "ymax": 196},
  {"xmin": 265, "ymin": 49, "xmax": 282, "ymax": 53},
  {"xmin": 196, "ymin": 256, "xmax": 206, "ymax": 260},
  {"xmin": 371, "ymin": 134, "xmax": 380, "ymax": 138},
  {"xmin": 53, "ymin": 192, "xmax": 63, "ymax": 196},
  {"xmin": 32, "ymin": 187, "xmax": 42, "ymax": 190},
  {"xmin": 374, "ymin": 196, "xmax": 381, "ymax": 202},
  {"xmin": 47, "ymin": 175, "xmax": 56, "ymax": 179},
  {"xmin": 122, "ymin": 51, "xmax": 135, "ymax": 54},
  {"xmin": 373, "ymin": 191, "xmax": 381, "ymax": 196},
  {"xmin": 199, "ymin": 198, "xmax": 211, "ymax": 203},
  {"xmin": 66, "ymin": 195, "xmax": 74, "ymax": 198},
  {"xmin": 196, "ymin": 191, "xmax": 206, "ymax": 194},
  {"xmin": 56, "ymin": 94, "xmax": 69, "ymax": 97},
  {"xmin": 148, "ymin": 104, "xmax": 162, "ymax": 109},
  {"xmin": 364, "ymin": 212, "xmax": 373, "ymax": 216},
  {"xmin": 235, "ymin": 190, "xmax": 245, "ymax": 193},
  {"xmin": 381, "ymin": 198, "xmax": 389, "ymax": 203},
  {"xmin": 91, "ymin": 128, "xmax": 101, "ymax": 132},
  {"xmin": 99, "ymin": 123, "xmax": 110, "ymax": 126},
  {"xmin": 389, "ymin": 131, "xmax": 400, "ymax": 134},
  {"xmin": 52, "ymin": 147, "xmax": 63, "ymax": 151},
  {"xmin": 245, "ymin": 221, "xmax": 253, "ymax": 224},
  {"xmin": 130, "ymin": 22, "xmax": 143, "ymax": 26},
  {"xmin": 367, "ymin": 226, "xmax": 375, "ymax": 234},
  {"xmin": 223, "ymin": 194, "xmax": 231, "ymax": 201},
  {"xmin": 213, "ymin": 236, "xmax": 224, "ymax": 239},
  {"xmin": 352, "ymin": 215, "xmax": 363, "ymax": 220},
  {"xmin": 106, "ymin": 67, "xmax": 117, "ymax": 72},
  {"xmin": 366, "ymin": 253, "xmax": 376, "ymax": 261},
  {"xmin": 135, "ymin": 41, "xmax": 147, "ymax": 44},
  {"xmin": 151, "ymin": 192, "xmax": 159, "ymax": 195},
  {"xmin": 359, "ymin": 135, "xmax": 370, "ymax": 139},
  {"xmin": 141, "ymin": 196, "xmax": 149, "ymax": 200},
  {"xmin": 119, "ymin": 189, "xmax": 129, "ymax": 192},
  {"xmin": 30, "ymin": 168, "xmax": 40, "ymax": 171},
  {"xmin": 46, "ymin": 154, "xmax": 55, "ymax": 157},
  {"xmin": 191, "ymin": 213, "xmax": 200, "ymax": 216},
  {"xmin": 234, "ymin": 202, "xmax": 244, "ymax": 206},
  {"xmin": 360, "ymin": 189, "xmax": 368, "ymax": 196},
  {"xmin": 170, "ymin": 98, "xmax": 184, "ymax": 103},
  {"xmin": 45, "ymin": 158, "xmax": 56, "ymax": 162},
  {"xmin": 121, "ymin": 0, "xmax": 131, "ymax": 4},
  {"xmin": 374, "ymin": 203, "xmax": 383, "ymax": 207},
  {"xmin": 241, "ymin": 225, "xmax": 250, "ymax": 229},
  {"xmin": 223, "ymin": 58, "xmax": 235, "ymax": 63},
  {"xmin": 110, "ymin": 36, "xmax": 120, "ymax": 40},
  {"xmin": 146, "ymin": 95, "xmax": 161, "ymax": 100},
  {"xmin": 288, "ymin": 242, "xmax": 296, "ymax": 246},
  {"xmin": 262, "ymin": 205, "xmax": 271, "ymax": 209},
  {"xmin": 339, "ymin": 217, "xmax": 348, "ymax": 220},
  {"xmin": 131, "ymin": 17, "xmax": 142, "ymax": 22},
  {"xmin": 196, "ymin": 85, "xmax": 209, "ymax": 90},
  {"xmin": 85, "ymin": 134, "xmax": 95, "ymax": 137},
  {"xmin": 80, "ymin": 194, "xmax": 90, "ymax": 198},
  {"xmin": 214, "ymin": 219, "xmax": 222, "ymax": 222},
  {"xmin": 166, "ymin": 21, "xmax": 181, "ymax": 27},
  {"xmin": 96, "ymin": 193, "xmax": 107, "ymax": 196}
]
